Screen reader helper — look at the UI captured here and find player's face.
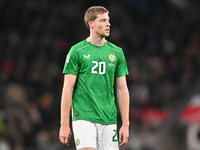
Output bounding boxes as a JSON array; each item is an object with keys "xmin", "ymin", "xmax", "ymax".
[{"xmin": 91, "ymin": 13, "xmax": 110, "ymax": 37}]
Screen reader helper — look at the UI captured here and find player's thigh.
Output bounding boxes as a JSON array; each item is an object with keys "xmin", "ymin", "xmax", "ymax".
[
  {"xmin": 98, "ymin": 124, "xmax": 119, "ymax": 150},
  {"xmin": 72, "ymin": 120, "xmax": 97, "ymax": 150}
]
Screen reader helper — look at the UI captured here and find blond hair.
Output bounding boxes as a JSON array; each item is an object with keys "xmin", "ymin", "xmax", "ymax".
[{"xmin": 84, "ymin": 6, "xmax": 109, "ymax": 29}]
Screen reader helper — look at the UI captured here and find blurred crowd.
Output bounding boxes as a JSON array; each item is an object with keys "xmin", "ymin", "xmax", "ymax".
[{"xmin": 0, "ymin": 0, "xmax": 200, "ymax": 150}]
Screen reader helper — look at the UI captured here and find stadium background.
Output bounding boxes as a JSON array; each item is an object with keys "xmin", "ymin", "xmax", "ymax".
[{"xmin": 1, "ymin": 0, "xmax": 200, "ymax": 149}]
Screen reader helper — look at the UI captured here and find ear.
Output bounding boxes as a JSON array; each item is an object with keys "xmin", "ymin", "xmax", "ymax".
[{"xmin": 88, "ymin": 20, "xmax": 93, "ymax": 29}]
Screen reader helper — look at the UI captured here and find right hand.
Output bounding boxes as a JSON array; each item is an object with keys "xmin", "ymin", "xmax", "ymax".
[{"xmin": 59, "ymin": 125, "xmax": 72, "ymax": 146}]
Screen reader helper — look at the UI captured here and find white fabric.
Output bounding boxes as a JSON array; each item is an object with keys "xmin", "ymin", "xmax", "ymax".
[{"xmin": 72, "ymin": 120, "xmax": 119, "ymax": 150}]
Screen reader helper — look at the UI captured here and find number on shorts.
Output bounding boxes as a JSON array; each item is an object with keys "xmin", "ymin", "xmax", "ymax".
[{"xmin": 112, "ymin": 130, "xmax": 118, "ymax": 142}]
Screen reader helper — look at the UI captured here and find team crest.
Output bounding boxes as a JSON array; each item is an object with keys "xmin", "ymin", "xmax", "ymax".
[
  {"xmin": 75, "ymin": 139, "xmax": 80, "ymax": 146},
  {"xmin": 108, "ymin": 53, "xmax": 116, "ymax": 63}
]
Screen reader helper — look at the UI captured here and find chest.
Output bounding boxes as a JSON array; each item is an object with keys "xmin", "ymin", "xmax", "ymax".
[{"xmin": 78, "ymin": 49, "xmax": 118, "ymax": 75}]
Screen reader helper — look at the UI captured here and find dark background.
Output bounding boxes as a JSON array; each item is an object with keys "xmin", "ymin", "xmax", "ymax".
[{"xmin": 1, "ymin": 0, "xmax": 200, "ymax": 150}]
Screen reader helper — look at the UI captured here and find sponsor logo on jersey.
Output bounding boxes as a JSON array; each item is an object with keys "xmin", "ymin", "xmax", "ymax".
[
  {"xmin": 108, "ymin": 54, "xmax": 116, "ymax": 63},
  {"xmin": 66, "ymin": 55, "xmax": 70, "ymax": 63},
  {"xmin": 83, "ymin": 54, "xmax": 90, "ymax": 59}
]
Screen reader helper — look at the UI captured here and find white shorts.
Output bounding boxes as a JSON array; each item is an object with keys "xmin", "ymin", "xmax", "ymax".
[{"xmin": 72, "ymin": 120, "xmax": 119, "ymax": 150}]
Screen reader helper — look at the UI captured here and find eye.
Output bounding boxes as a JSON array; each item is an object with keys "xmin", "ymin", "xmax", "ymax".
[
  {"xmin": 100, "ymin": 19, "xmax": 106, "ymax": 22},
  {"xmin": 100, "ymin": 19, "xmax": 110, "ymax": 23}
]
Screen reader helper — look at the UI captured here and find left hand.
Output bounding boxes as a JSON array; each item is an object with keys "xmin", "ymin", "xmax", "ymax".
[{"xmin": 119, "ymin": 125, "xmax": 129, "ymax": 147}]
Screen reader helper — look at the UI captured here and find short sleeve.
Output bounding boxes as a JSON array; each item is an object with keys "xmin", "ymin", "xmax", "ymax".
[
  {"xmin": 115, "ymin": 50, "xmax": 129, "ymax": 78},
  {"xmin": 62, "ymin": 47, "xmax": 79, "ymax": 75}
]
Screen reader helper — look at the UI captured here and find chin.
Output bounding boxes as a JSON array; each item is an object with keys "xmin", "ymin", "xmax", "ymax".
[
  {"xmin": 99, "ymin": 32, "xmax": 110, "ymax": 38},
  {"xmin": 104, "ymin": 33, "xmax": 110, "ymax": 37}
]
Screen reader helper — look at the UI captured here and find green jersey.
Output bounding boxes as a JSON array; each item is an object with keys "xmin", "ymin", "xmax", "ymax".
[{"xmin": 63, "ymin": 39, "xmax": 128, "ymax": 124}]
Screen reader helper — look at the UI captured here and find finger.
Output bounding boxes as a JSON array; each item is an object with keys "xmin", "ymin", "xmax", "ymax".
[
  {"xmin": 119, "ymin": 141, "xmax": 125, "ymax": 147},
  {"xmin": 60, "ymin": 136, "xmax": 68, "ymax": 144},
  {"xmin": 64, "ymin": 136, "xmax": 70, "ymax": 146},
  {"xmin": 59, "ymin": 136, "xmax": 70, "ymax": 146},
  {"xmin": 119, "ymin": 136, "xmax": 128, "ymax": 147},
  {"xmin": 68, "ymin": 133, "xmax": 71, "ymax": 143},
  {"xmin": 59, "ymin": 136, "xmax": 64, "ymax": 143},
  {"xmin": 119, "ymin": 133, "xmax": 122, "ymax": 143},
  {"xmin": 119, "ymin": 139, "xmax": 127, "ymax": 147},
  {"xmin": 65, "ymin": 143, "xmax": 69, "ymax": 146}
]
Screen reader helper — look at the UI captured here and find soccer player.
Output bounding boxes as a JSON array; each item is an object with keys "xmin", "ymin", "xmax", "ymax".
[{"xmin": 59, "ymin": 6, "xmax": 130, "ymax": 150}]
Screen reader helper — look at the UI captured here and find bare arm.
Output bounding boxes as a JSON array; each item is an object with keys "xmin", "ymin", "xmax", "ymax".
[
  {"xmin": 59, "ymin": 74, "xmax": 77, "ymax": 146},
  {"xmin": 116, "ymin": 76, "xmax": 130, "ymax": 147}
]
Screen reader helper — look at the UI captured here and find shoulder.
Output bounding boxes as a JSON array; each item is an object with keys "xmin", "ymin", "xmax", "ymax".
[
  {"xmin": 71, "ymin": 40, "xmax": 90, "ymax": 52},
  {"xmin": 105, "ymin": 41, "xmax": 123, "ymax": 54}
]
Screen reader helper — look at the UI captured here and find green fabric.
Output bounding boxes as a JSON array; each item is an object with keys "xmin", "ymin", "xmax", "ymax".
[{"xmin": 63, "ymin": 39, "xmax": 128, "ymax": 124}]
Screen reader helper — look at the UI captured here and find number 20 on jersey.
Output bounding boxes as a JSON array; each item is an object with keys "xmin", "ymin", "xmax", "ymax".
[{"xmin": 91, "ymin": 61, "xmax": 106, "ymax": 74}]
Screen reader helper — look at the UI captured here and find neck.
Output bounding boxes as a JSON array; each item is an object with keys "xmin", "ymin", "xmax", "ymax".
[{"xmin": 87, "ymin": 35, "xmax": 106, "ymax": 46}]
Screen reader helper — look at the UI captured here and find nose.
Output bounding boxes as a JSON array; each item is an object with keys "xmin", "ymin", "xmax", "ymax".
[{"xmin": 107, "ymin": 21, "xmax": 111, "ymax": 27}]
